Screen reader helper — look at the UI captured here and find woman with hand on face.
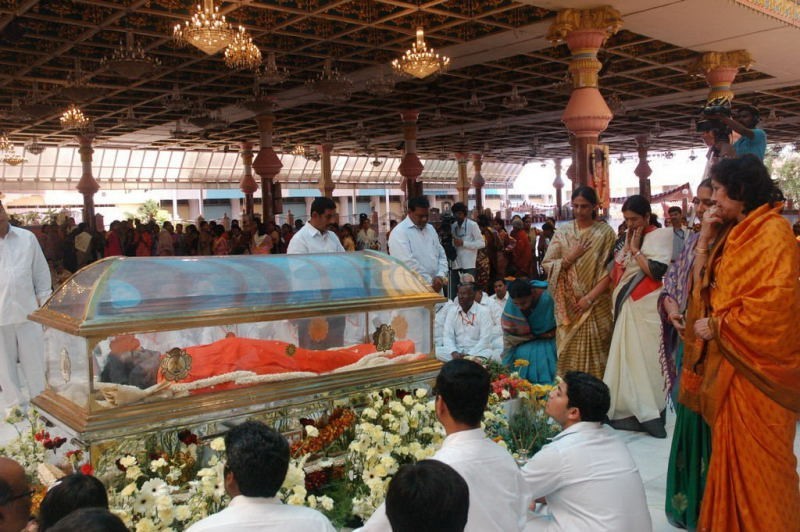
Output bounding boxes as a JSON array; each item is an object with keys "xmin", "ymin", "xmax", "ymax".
[
  {"xmin": 541, "ymin": 186, "xmax": 616, "ymax": 379},
  {"xmin": 603, "ymin": 195, "xmax": 673, "ymax": 438},
  {"xmin": 682, "ymin": 155, "xmax": 799, "ymax": 531}
]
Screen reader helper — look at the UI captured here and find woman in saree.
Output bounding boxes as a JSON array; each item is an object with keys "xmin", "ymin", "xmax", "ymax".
[
  {"xmin": 542, "ymin": 186, "xmax": 616, "ymax": 379},
  {"xmin": 684, "ymin": 155, "xmax": 799, "ymax": 531},
  {"xmin": 603, "ymin": 194, "xmax": 673, "ymax": 438},
  {"xmin": 493, "ymin": 218, "xmax": 511, "ymax": 279},
  {"xmin": 475, "ymin": 214, "xmax": 497, "ymax": 292},
  {"xmin": 509, "ymin": 218, "xmax": 532, "ymax": 277},
  {"xmin": 501, "ymin": 279, "xmax": 557, "ymax": 384},
  {"xmin": 661, "ymin": 180, "xmax": 714, "ymax": 529}
]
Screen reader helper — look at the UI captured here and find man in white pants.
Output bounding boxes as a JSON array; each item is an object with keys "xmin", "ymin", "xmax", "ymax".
[{"xmin": 0, "ymin": 201, "xmax": 51, "ymax": 410}]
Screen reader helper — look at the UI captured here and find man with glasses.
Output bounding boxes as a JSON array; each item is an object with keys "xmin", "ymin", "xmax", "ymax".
[{"xmin": 0, "ymin": 457, "xmax": 33, "ymax": 532}]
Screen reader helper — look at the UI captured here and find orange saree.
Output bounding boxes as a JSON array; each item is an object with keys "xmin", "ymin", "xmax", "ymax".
[{"xmin": 684, "ymin": 204, "xmax": 800, "ymax": 532}]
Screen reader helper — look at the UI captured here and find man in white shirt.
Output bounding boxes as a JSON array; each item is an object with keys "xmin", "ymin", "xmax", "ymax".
[
  {"xmin": 357, "ymin": 359, "xmax": 528, "ymax": 532},
  {"xmin": 521, "ymin": 372, "xmax": 652, "ymax": 532},
  {"xmin": 188, "ymin": 421, "xmax": 335, "ymax": 532},
  {"xmin": 0, "ymin": 201, "xmax": 51, "ymax": 410},
  {"xmin": 489, "ymin": 279, "xmax": 508, "ymax": 310},
  {"xmin": 287, "ymin": 197, "xmax": 345, "ymax": 254},
  {"xmin": 449, "ymin": 202, "xmax": 484, "ymax": 294},
  {"xmin": 388, "ymin": 197, "xmax": 448, "ymax": 293},
  {"xmin": 440, "ymin": 284, "xmax": 495, "ymax": 362}
]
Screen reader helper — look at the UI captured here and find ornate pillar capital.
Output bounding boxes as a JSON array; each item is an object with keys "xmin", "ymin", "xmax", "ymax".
[
  {"xmin": 252, "ymin": 113, "xmax": 283, "ymax": 220},
  {"xmin": 689, "ymin": 50, "xmax": 753, "ymax": 102},
  {"xmin": 239, "ymin": 141, "xmax": 258, "ymax": 197}
]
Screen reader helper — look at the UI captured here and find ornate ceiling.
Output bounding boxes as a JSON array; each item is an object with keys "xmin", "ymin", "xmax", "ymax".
[{"xmin": 1, "ymin": 0, "xmax": 799, "ymax": 169}]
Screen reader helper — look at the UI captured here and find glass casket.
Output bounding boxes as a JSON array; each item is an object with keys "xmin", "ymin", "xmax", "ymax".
[{"xmin": 29, "ymin": 251, "xmax": 443, "ymax": 452}]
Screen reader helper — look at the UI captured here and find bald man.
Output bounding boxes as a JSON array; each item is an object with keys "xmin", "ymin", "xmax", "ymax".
[{"xmin": 0, "ymin": 457, "xmax": 33, "ymax": 532}]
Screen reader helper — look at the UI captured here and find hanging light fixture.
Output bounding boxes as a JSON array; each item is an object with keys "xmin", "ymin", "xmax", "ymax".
[
  {"xmin": 430, "ymin": 106, "xmax": 447, "ymax": 127},
  {"xmin": 101, "ymin": 31, "xmax": 161, "ymax": 79},
  {"xmin": 173, "ymin": 0, "xmax": 235, "ymax": 55},
  {"xmin": 392, "ymin": 26, "xmax": 449, "ymax": 79},
  {"xmin": 60, "ymin": 104, "xmax": 90, "ymax": 130},
  {"xmin": 24, "ymin": 137, "xmax": 46, "ymax": 156},
  {"xmin": 3, "ymin": 149, "xmax": 27, "ymax": 166},
  {"xmin": 291, "ymin": 144, "xmax": 306, "ymax": 157},
  {"xmin": 0, "ymin": 132, "xmax": 12, "ymax": 153},
  {"xmin": 61, "ymin": 59, "xmax": 104, "ymax": 102},
  {"xmin": 170, "ymin": 120, "xmax": 193, "ymax": 140},
  {"xmin": 256, "ymin": 52, "xmax": 289, "ymax": 85},
  {"xmin": 464, "ymin": 90, "xmax": 485, "ymax": 113},
  {"xmin": 306, "ymin": 58, "xmax": 353, "ymax": 102},
  {"xmin": 117, "ymin": 106, "xmax": 144, "ymax": 128},
  {"xmin": 162, "ymin": 84, "xmax": 191, "ymax": 112},
  {"xmin": 224, "ymin": 26, "xmax": 262, "ymax": 71},
  {"xmin": 503, "ymin": 85, "xmax": 528, "ymax": 110},
  {"xmin": 365, "ymin": 69, "xmax": 397, "ymax": 96}
]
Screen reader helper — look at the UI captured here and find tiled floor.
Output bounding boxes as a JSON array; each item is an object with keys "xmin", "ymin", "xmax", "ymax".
[{"xmin": 2, "ymin": 405, "xmax": 797, "ymax": 532}]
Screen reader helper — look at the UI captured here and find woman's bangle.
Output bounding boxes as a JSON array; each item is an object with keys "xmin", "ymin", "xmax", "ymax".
[
  {"xmin": 586, "ymin": 296, "xmax": 594, "ymax": 305},
  {"xmin": 695, "ymin": 247, "xmax": 709, "ymax": 255},
  {"xmin": 633, "ymin": 250, "xmax": 643, "ymax": 258}
]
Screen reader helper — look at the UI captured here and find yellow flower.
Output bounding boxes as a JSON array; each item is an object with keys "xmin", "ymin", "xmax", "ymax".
[{"xmin": 514, "ymin": 359, "xmax": 530, "ymax": 367}]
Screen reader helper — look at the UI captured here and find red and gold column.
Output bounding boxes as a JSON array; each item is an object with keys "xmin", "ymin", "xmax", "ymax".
[
  {"xmin": 75, "ymin": 133, "xmax": 99, "ymax": 231},
  {"xmin": 239, "ymin": 141, "xmax": 257, "ymax": 216},
  {"xmin": 689, "ymin": 50, "xmax": 753, "ymax": 102},
  {"xmin": 472, "ymin": 153, "xmax": 485, "ymax": 213},
  {"xmin": 397, "ymin": 110, "xmax": 424, "ymax": 203},
  {"xmin": 319, "ymin": 143, "xmax": 334, "ymax": 198},
  {"xmin": 548, "ymin": 7, "xmax": 622, "ymax": 187},
  {"xmin": 553, "ymin": 157, "xmax": 564, "ymax": 219},
  {"xmin": 634, "ymin": 135, "xmax": 652, "ymax": 201},
  {"xmin": 252, "ymin": 113, "xmax": 283, "ymax": 221},
  {"xmin": 455, "ymin": 152, "xmax": 469, "ymax": 204}
]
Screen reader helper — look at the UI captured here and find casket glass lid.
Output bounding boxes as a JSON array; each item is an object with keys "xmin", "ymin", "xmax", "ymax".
[{"xmin": 33, "ymin": 251, "xmax": 440, "ymax": 334}]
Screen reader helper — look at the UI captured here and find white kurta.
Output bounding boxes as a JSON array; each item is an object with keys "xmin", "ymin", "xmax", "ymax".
[
  {"xmin": 0, "ymin": 225, "xmax": 51, "ymax": 407},
  {"xmin": 388, "ymin": 216, "xmax": 448, "ymax": 283},
  {"xmin": 521, "ymin": 422, "xmax": 652, "ymax": 532},
  {"xmin": 451, "ymin": 218, "xmax": 484, "ymax": 270},
  {"xmin": 440, "ymin": 303, "xmax": 494, "ymax": 361},
  {"xmin": 187, "ymin": 495, "xmax": 336, "ymax": 532},
  {"xmin": 286, "ymin": 223, "xmax": 345, "ymax": 254},
  {"xmin": 357, "ymin": 428, "xmax": 528, "ymax": 532}
]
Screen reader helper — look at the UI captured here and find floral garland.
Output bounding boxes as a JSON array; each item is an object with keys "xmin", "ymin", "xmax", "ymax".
[{"xmin": 291, "ymin": 408, "xmax": 356, "ymax": 458}]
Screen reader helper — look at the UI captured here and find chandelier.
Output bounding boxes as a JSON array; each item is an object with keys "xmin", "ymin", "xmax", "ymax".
[
  {"xmin": 102, "ymin": 31, "xmax": 161, "ymax": 79},
  {"xmin": 291, "ymin": 144, "xmax": 306, "ymax": 157},
  {"xmin": 224, "ymin": 26, "xmax": 261, "ymax": 71},
  {"xmin": 0, "ymin": 132, "xmax": 12, "ymax": 153},
  {"xmin": 3, "ymin": 150, "xmax": 27, "ymax": 166},
  {"xmin": 60, "ymin": 104, "xmax": 90, "ymax": 130},
  {"xmin": 19, "ymin": 83, "xmax": 56, "ymax": 119},
  {"xmin": 430, "ymin": 107, "xmax": 447, "ymax": 127},
  {"xmin": 503, "ymin": 85, "xmax": 528, "ymax": 110},
  {"xmin": 306, "ymin": 58, "xmax": 353, "ymax": 102},
  {"xmin": 304, "ymin": 146, "xmax": 321, "ymax": 162},
  {"xmin": 170, "ymin": 120, "xmax": 193, "ymax": 140},
  {"xmin": 1, "ymin": 98, "xmax": 31, "ymax": 121},
  {"xmin": 239, "ymin": 80, "xmax": 278, "ymax": 114},
  {"xmin": 464, "ymin": 90, "xmax": 485, "ymax": 113},
  {"xmin": 365, "ymin": 70, "xmax": 396, "ymax": 96},
  {"xmin": 61, "ymin": 59, "xmax": 104, "ymax": 102},
  {"xmin": 256, "ymin": 52, "xmax": 289, "ymax": 85},
  {"xmin": 606, "ymin": 93, "xmax": 626, "ymax": 116},
  {"xmin": 117, "ymin": 106, "xmax": 144, "ymax": 128},
  {"xmin": 162, "ymin": 84, "xmax": 191, "ymax": 112},
  {"xmin": 174, "ymin": 0, "xmax": 235, "ymax": 55},
  {"xmin": 392, "ymin": 26, "xmax": 449, "ymax": 79},
  {"xmin": 24, "ymin": 137, "xmax": 46, "ymax": 156}
]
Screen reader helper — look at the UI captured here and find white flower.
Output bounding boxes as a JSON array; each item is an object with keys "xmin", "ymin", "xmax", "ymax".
[
  {"xmin": 119, "ymin": 455, "xmax": 138, "ymax": 468},
  {"xmin": 141, "ymin": 478, "xmax": 168, "ymax": 499},
  {"xmin": 282, "ymin": 458, "xmax": 306, "ymax": 490},
  {"xmin": 415, "ymin": 388, "xmax": 428, "ymax": 399},
  {"xmin": 149, "ymin": 457, "xmax": 168, "ymax": 472},
  {"xmin": 286, "ymin": 486, "xmax": 307, "ymax": 505},
  {"xmin": 305, "ymin": 425, "xmax": 319, "ymax": 438},
  {"xmin": 175, "ymin": 505, "xmax": 192, "ymax": 522},
  {"xmin": 319, "ymin": 495, "xmax": 334, "ymax": 511},
  {"xmin": 501, "ymin": 389, "xmax": 511, "ymax": 399},
  {"xmin": 209, "ymin": 437, "xmax": 226, "ymax": 451},
  {"xmin": 120, "ymin": 482, "xmax": 137, "ymax": 497},
  {"xmin": 125, "ymin": 465, "xmax": 143, "ymax": 480},
  {"xmin": 134, "ymin": 517, "xmax": 157, "ymax": 532},
  {"xmin": 132, "ymin": 488, "xmax": 155, "ymax": 515},
  {"xmin": 402, "ymin": 394, "xmax": 414, "ymax": 406},
  {"xmin": 306, "ymin": 494, "xmax": 318, "ymax": 508},
  {"xmin": 362, "ymin": 408, "xmax": 378, "ymax": 420}
]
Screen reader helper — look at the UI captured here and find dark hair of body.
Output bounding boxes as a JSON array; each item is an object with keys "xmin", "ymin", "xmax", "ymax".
[
  {"xmin": 433, "ymin": 360, "xmax": 490, "ymax": 426},
  {"xmin": 225, "ymin": 421, "xmax": 289, "ymax": 498},
  {"xmin": 38, "ymin": 474, "xmax": 109, "ymax": 531},
  {"xmin": 563, "ymin": 371, "xmax": 611, "ymax": 422},
  {"xmin": 47, "ymin": 508, "xmax": 127, "ymax": 532},
  {"xmin": 310, "ymin": 197, "xmax": 336, "ymax": 216},
  {"xmin": 710, "ymin": 155, "xmax": 784, "ymax": 214}
]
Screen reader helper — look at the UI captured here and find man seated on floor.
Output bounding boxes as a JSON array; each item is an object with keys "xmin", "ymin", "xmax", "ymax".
[
  {"xmin": 0, "ymin": 457, "xmax": 34, "ymax": 532},
  {"xmin": 357, "ymin": 359, "xmax": 528, "ymax": 532},
  {"xmin": 385, "ymin": 460, "xmax": 469, "ymax": 532},
  {"xmin": 521, "ymin": 372, "xmax": 652, "ymax": 532},
  {"xmin": 439, "ymin": 283, "xmax": 496, "ymax": 362},
  {"xmin": 188, "ymin": 421, "xmax": 335, "ymax": 532}
]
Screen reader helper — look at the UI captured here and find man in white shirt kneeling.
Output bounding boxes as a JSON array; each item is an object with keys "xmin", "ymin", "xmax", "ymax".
[
  {"xmin": 439, "ymin": 283, "xmax": 495, "ymax": 362},
  {"xmin": 521, "ymin": 372, "xmax": 652, "ymax": 532},
  {"xmin": 357, "ymin": 359, "xmax": 528, "ymax": 532},
  {"xmin": 188, "ymin": 421, "xmax": 335, "ymax": 532}
]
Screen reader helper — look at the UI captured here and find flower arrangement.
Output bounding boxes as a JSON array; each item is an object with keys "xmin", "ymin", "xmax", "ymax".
[
  {"xmin": 291, "ymin": 408, "xmax": 356, "ymax": 458},
  {"xmin": 0, "ymin": 407, "xmax": 70, "ymax": 479},
  {"xmin": 346, "ymin": 388, "xmax": 444, "ymax": 522}
]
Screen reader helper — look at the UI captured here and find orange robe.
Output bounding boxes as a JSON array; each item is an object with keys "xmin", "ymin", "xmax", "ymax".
[{"xmin": 685, "ymin": 204, "xmax": 800, "ymax": 532}]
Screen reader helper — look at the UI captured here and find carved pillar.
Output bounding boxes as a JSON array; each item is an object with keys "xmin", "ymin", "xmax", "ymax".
[
  {"xmin": 634, "ymin": 135, "xmax": 652, "ymax": 202},
  {"xmin": 472, "ymin": 153, "xmax": 485, "ymax": 213},
  {"xmin": 553, "ymin": 157, "xmax": 564, "ymax": 219},
  {"xmin": 239, "ymin": 141, "xmax": 257, "ymax": 216},
  {"xmin": 319, "ymin": 143, "xmax": 334, "ymax": 197},
  {"xmin": 548, "ymin": 7, "xmax": 622, "ymax": 187},
  {"xmin": 252, "ymin": 114, "xmax": 283, "ymax": 221},
  {"xmin": 397, "ymin": 110, "xmax": 424, "ymax": 203},
  {"xmin": 455, "ymin": 152, "xmax": 470, "ymax": 204},
  {"xmin": 75, "ymin": 133, "xmax": 99, "ymax": 231},
  {"xmin": 689, "ymin": 50, "xmax": 753, "ymax": 102}
]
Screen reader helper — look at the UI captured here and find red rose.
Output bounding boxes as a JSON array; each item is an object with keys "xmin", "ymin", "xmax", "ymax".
[{"xmin": 80, "ymin": 463, "xmax": 94, "ymax": 476}]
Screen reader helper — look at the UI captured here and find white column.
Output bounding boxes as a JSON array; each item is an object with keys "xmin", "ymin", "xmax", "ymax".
[
  {"xmin": 385, "ymin": 189, "xmax": 391, "ymax": 231},
  {"xmin": 304, "ymin": 196, "xmax": 313, "ymax": 224},
  {"xmin": 338, "ymin": 195, "xmax": 349, "ymax": 225},
  {"xmin": 230, "ymin": 198, "xmax": 242, "ymax": 222},
  {"xmin": 427, "ymin": 194, "xmax": 436, "ymax": 211},
  {"xmin": 172, "ymin": 189, "xmax": 178, "ymax": 222}
]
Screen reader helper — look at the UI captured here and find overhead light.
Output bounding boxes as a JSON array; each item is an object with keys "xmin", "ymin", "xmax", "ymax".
[
  {"xmin": 101, "ymin": 31, "xmax": 161, "ymax": 79},
  {"xmin": 61, "ymin": 59, "xmax": 104, "ymax": 102},
  {"xmin": 117, "ymin": 106, "xmax": 144, "ymax": 128},
  {"xmin": 365, "ymin": 70, "xmax": 397, "ymax": 96},
  {"xmin": 173, "ymin": 0, "xmax": 235, "ymax": 55},
  {"xmin": 306, "ymin": 58, "xmax": 353, "ymax": 102},
  {"xmin": 256, "ymin": 52, "xmax": 289, "ymax": 85},
  {"xmin": 291, "ymin": 144, "xmax": 306, "ymax": 157},
  {"xmin": 24, "ymin": 137, "xmax": 46, "ymax": 156},
  {"xmin": 430, "ymin": 107, "xmax": 447, "ymax": 127},
  {"xmin": 464, "ymin": 90, "xmax": 485, "ymax": 113},
  {"xmin": 59, "ymin": 104, "xmax": 90, "ymax": 130},
  {"xmin": 162, "ymin": 84, "xmax": 191, "ymax": 112},
  {"xmin": 170, "ymin": 120, "xmax": 193, "ymax": 140},
  {"xmin": 392, "ymin": 26, "xmax": 449, "ymax": 79},
  {"xmin": 0, "ymin": 132, "xmax": 12, "ymax": 153},
  {"xmin": 503, "ymin": 85, "xmax": 528, "ymax": 110},
  {"xmin": 224, "ymin": 26, "xmax": 262, "ymax": 71},
  {"xmin": 3, "ymin": 151, "xmax": 27, "ymax": 166}
]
